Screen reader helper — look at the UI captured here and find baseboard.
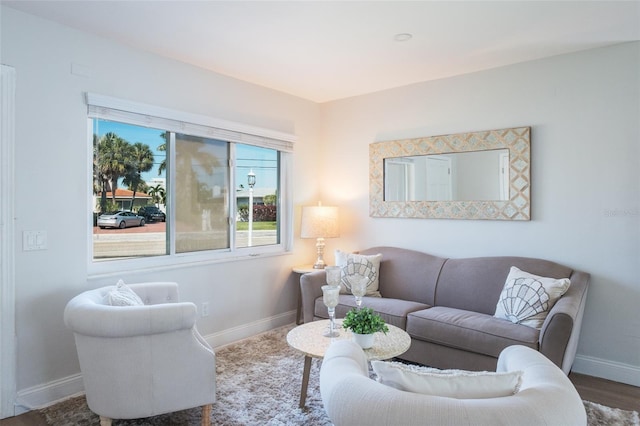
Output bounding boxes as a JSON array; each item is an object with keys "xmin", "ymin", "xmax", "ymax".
[
  {"xmin": 14, "ymin": 375, "xmax": 84, "ymax": 416},
  {"xmin": 572, "ymin": 353, "xmax": 640, "ymax": 387},
  {"xmin": 13, "ymin": 310, "xmax": 297, "ymax": 415},
  {"xmin": 205, "ymin": 311, "xmax": 295, "ymax": 349}
]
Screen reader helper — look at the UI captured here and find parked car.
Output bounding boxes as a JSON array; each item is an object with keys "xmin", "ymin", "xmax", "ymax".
[
  {"xmin": 137, "ymin": 206, "xmax": 166, "ymax": 222},
  {"xmin": 97, "ymin": 211, "xmax": 145, "ymax": 229}
]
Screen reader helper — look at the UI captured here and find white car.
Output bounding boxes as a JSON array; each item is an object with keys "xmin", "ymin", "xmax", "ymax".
[{"xmin": 97, "ymin": 211, "xmax": 145, "ymax": 229}]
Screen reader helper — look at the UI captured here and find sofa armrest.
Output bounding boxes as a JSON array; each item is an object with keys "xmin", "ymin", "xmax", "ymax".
[
  {"xmin": 539, "ymin": 270, "xmax": 590, "ymax": 374},
  {"xmin": 300, "ymin": 270, "xmax": 326, "ymax": 323}
]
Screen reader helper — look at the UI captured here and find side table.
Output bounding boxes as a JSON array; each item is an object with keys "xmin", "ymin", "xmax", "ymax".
[
  {"xmin": 292, "ymin": 265, "xmax": 319, "ymax": 325},
  {"xmin": 286, "ymin": 319, "xmax": 411, "ymax": 408}
]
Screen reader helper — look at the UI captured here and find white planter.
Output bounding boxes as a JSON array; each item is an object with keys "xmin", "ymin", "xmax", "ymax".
[{"xmin": 352, "ymin": 332, "xmax": 375, "ymax": 349}]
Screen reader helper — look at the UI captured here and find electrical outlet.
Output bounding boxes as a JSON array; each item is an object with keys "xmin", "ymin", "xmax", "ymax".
[{"xmin": 201, "ymin": 302, "xmax": 210, "ymax": 317}]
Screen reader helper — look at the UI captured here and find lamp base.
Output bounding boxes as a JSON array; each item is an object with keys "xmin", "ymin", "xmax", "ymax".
[{"xmin": 313, "ymin": 237, "xmax": 326, "ymax": 269}]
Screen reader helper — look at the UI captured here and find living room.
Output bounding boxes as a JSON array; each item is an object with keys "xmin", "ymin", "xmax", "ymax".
[{"xmin": 1, "ymin": 1, "xmax": 639, "ymax": 424}]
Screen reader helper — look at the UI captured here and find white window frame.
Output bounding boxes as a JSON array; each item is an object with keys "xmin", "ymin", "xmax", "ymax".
[{"xmin": 87, "ymin": 93, "xmax": 295, "ymax": 276}]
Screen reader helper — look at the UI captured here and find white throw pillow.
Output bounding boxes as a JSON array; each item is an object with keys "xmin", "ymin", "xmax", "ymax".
[
  {"xmin": 107, "ymin": 279, "xmax": 144, "ymax": 306},
  {"xmin": 371, "ymin": 360, "xmax": 522, "ymax": 399},
  {"xmin": 494, "ymin": 266, "xmax": 571, "ymax": 329},
  {"xmin": 334, "ymin": 250, "xmax": 382, "ymax": 297}
]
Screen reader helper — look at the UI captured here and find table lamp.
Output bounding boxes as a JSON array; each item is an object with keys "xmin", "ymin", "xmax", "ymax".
[{"xmin": 300, "ymin": 204, "xmax": 339, "ymax": 269}]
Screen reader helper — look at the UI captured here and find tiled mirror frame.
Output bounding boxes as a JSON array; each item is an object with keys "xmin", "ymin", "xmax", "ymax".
[{"xmin": 369, "ymin": 126, "xmax": 531, "ymax": 220}]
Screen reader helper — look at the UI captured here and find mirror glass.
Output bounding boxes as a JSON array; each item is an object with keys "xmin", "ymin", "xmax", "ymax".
[
  {"xmin": 370, "ymin": 127, "xmax": 530, "ymax": 220},
  {"xmin": 384, "ymin": 149, "xmax": 510, "ymax": 202}
]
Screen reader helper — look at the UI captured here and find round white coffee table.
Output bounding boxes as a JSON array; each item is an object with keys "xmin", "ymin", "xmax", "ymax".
[{"xmin": 287, "ymin": 319, "xmax": 411, "ymax": 408}]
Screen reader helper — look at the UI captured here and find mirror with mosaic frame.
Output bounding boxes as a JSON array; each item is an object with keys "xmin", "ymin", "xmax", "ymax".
[{"xmin": 369, "ymin": 127, "xmax": 531, "ymax": 220}]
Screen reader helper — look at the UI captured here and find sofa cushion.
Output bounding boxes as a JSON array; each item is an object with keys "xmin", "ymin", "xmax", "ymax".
[
  {"xmin": 371, "ymin": 360, "xmax": 522, "ymax": 399},
  {"xmin": 406, "ymin": 307, "xmax": 539, "ymax": 358},
  {"xmin": 314, "ymin": 295, "xmax": 429, "ymax": 329},
  {"xmin": 435, "ymin": 257, "xmax": 574, "ymax": 315},
  {"xmin": 494, "ymin": 266, "xmax": 571, "ymax": 329},
  {"xmin": 358, "ymin": 247, "xmax": 446, "ymax": 305}
]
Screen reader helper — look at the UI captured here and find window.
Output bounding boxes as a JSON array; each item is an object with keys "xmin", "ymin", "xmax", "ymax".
[{"xmin": 88, "ymin": 94, "xmax": 294, "ymax": 272}]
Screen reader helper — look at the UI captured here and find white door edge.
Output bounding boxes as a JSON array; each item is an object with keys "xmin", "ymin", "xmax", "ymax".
[{"xmin": 0, "ymin": 64, "xmax": 17, "ymax": 419}]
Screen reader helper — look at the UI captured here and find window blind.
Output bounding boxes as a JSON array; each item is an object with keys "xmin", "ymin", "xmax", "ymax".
[{"xmin": 87, "ymin": 93, "xmax": 295, "ymax": 152}]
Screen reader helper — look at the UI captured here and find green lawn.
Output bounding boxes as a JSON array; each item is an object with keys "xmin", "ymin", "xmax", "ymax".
[{"xmin": 236, "ymin": 221, "xmax": 277, "ymax": 231}]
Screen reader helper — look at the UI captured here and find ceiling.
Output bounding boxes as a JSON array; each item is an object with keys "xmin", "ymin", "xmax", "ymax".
[{"xmin": 3, "ymin": 1, "xmax": 640, "ymax": 103}]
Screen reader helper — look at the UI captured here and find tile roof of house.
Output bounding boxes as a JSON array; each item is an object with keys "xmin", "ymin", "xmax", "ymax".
[{"xmin": 97, "ymin": 188, "xmax": 151, "ymax": 198}]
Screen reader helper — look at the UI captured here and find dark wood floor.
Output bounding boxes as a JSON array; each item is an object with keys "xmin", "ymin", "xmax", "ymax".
[
  {"xmin": 1, "ymin": 373, "xmax": 638, "ymax": 425},
  {"xmin": 569, "ymin": 372, "xmax": 640, "ymax": 412},
  {"xmin": 0, "ymin": 411, "xmax": 44, "ymax": 426}
]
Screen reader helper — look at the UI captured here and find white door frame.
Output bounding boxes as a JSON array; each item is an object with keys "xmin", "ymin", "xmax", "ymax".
[
  {"xmin": 384, "ymin": 159, "xmax": 415, "ymax": 201},
  {"xmin": 0, "ymin": 64, "xmax": 17, "ymax": 419},
  {"xmin": 499, "ymin": 152, "xmax": 510, "ymax": 200},
  {"xmin": 426, "ymin": 155, "xmax": 453, "ymax": 201}
]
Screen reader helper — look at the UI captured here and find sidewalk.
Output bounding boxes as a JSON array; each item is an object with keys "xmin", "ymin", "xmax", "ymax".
[{"xmin": 93, "ymin": 228, "xmax": 277, "ymax": 258}]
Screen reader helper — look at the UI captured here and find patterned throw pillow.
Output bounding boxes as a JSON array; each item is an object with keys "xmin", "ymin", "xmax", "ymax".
[
  {"xmin": 494, "ymin": 266, "xmax": 571, "ymax": 329},
  {"xmin": 371, "ymin": 360, "xmax": 522, "ymax": 399},
  {"xmin": 107, "ymin": 279, "xmax": 144, "ymax": 306},
  {"xmin": 334, "ymin": 250, "xmax": 382, "ymax": 297}
]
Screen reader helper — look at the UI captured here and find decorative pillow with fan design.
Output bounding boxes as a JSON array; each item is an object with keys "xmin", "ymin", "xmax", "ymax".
[
  {"xmin": 334, "ymin": 250, "xmax": 382, "ymax": 297},
  {"xmin": 494, "ymin": 266, "xmax": 571, "ymax": 329}
]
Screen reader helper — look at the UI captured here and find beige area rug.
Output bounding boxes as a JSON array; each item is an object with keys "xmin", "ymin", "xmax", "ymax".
[{"xmin": 40, "ymin": 325, "xmax": 639, "ymax": 425}]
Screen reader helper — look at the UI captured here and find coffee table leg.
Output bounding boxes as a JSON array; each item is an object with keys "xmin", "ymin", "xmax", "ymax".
[{"xmin": 299, "ymin": 356, "xmax": 312, "ymax": 408}]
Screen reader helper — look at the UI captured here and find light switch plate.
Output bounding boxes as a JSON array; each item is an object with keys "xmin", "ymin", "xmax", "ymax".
[{"xmin": 23, "ymin": 230, "xmax": 47, "ymax": 251}]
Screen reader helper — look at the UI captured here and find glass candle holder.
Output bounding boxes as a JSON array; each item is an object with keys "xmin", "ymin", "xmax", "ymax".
[
  {"xmin": 325, "ymin": 266, "xmax": 342, "ymax": 288},
  {"xmin": 321, "ymin": 284, "xmax": 341, "ymax": 337},
  {"xmin": 350, "ymin": 275, "xmax": 368, "ymax": 309}
]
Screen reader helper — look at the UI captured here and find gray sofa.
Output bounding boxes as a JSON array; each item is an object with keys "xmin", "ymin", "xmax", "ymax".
[{"xmin": 300, "ymin": 246, "xmax": 590, "ymax": 374}]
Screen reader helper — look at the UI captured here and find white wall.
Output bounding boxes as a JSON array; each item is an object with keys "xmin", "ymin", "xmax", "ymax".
[
  {"xmin": 1, "ymin": 6, "xmax": 323, "ymax": 411},
  {"xmin": 320, "ymin": 42, "xmax": 640, "ymax": 385}
]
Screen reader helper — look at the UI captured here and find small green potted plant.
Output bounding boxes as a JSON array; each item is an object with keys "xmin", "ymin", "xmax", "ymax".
[{"xmin": 342, "ymin": 307, "xmax": 389, "ymax": 349}]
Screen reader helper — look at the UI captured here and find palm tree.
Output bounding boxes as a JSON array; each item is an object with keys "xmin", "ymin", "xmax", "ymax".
[
  {"xmin": 96, "ymin": 132, "xmax": 135, "ymax": 203},
  {"xmin": 148, "ymin": 184, "xmax": 166, "ymax": 208},
  {"xmin": 123, "ymin": 142, "xmax": 154, "ymax": 206},
  {"xmin": 93, "ymin": 134, "xmax": 110, "ymax": 212},
  {"xmin": 157, "ymin": 132, "xmax": 167, "ymax": 176}
]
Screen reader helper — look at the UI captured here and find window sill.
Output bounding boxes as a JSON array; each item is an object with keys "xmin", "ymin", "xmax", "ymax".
[{"xmin": 87, "ymin": 245, "xmax": 291, "ymax": 279}]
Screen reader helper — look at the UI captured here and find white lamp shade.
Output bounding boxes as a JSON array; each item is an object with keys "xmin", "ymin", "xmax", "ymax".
[{"xmin": 300, "ymin": 206, "xmax": 339, "ymax": 239}]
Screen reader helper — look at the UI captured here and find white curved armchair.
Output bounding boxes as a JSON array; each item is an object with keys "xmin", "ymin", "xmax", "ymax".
[
  {"xmin": 320, "ymin": 341, "xmax": 586, "ymax": 426},
  {"xmin": 64, "ymin": 282, "xmax": 215, "ymax": 426}
]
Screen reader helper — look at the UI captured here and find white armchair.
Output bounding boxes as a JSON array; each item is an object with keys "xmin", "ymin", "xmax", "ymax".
[
  {"xmin": 320, "ymin": 341, "xmax": 587, "ymax": 426},
  {"xmin": 64, "ymin": 282, "xmax": 215, "ymax": 426}
]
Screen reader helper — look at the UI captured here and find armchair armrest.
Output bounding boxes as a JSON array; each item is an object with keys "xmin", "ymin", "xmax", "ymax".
[
  {"xmin": 64, "ymin": 299, "xmax": 197, "ymax": 338},
  {"xmin": 129, "ymin": 282, "xmax": 180, "ymax": 305},
  {"xmin": 539, "ymin": 270, "xmax": 590, "ymax": 374},
  {"xmin": 300, "ymin": 270, "xmax": 326, "ymax": 323},
  {"xmin": 321, "ymin": 341, "xmax": 586, "ymax": 426}
]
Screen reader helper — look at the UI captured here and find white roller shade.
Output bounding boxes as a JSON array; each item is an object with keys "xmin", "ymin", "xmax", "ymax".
[{"xmin": 87, "ymin": 93, "xmax": 295, "ymax": 152}]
